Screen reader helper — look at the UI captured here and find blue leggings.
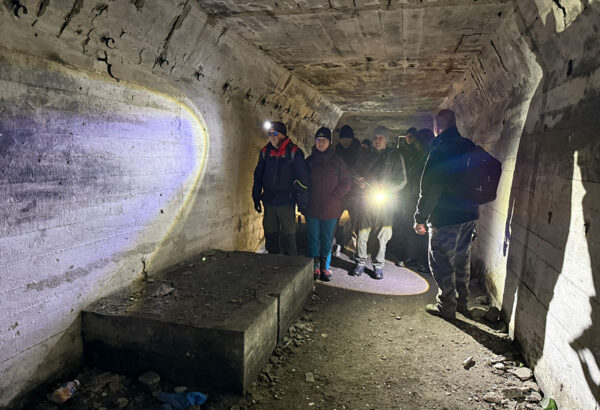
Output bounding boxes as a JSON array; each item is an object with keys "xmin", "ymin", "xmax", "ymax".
[{"xmin": 306, "ymin": 217, "xmax": 338, "ymax": 270}]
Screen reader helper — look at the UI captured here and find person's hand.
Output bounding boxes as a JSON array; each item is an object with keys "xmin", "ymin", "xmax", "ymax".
[
  {"xmin": 414, "ymin": 223, "xmax": 427, "ymax": 236},
  {"xmin": 254, "ymin": 200, "xmax": 262, "ymax": 214}
]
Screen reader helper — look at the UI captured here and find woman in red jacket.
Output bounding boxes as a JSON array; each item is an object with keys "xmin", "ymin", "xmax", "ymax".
[{"xmin": 305, "ymin": 127, "xmax": 352, "ymax": 281}]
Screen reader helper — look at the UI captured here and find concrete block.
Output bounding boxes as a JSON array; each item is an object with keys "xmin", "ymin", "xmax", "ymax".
[{"xmin": 82, "ymin": 251, "xmax": 312, "ymax": 393}]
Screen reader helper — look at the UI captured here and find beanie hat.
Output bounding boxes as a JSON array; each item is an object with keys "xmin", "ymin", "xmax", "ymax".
[
  {"xmin": 373, "ymin": 125, "xmax": 389, "ymax": 137},
  {"xmin": 315, "ymin": 127, "xmax": 332, "ymax": 142},
  {"xmin": 339, "ymin": 125, "xmax": 354, "ymax": 139},
  {"xmin": 405, "ymin": 127, "xmax": 418, "ymax": 137},
  {"xmin": 361, "ymin": 139, "xmax": 372, "ymax": 148},
  {"xmin": 271, "ymin": 121, "xmax": 287, "ymax": 136}
]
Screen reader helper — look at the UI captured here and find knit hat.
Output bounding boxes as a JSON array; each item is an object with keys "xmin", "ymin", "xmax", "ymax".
[
  {"xmin": 373, "ymin": 125, "xmax": 389, "ymax": 137},
  {"xmin": 315, "ymin": 127, "xmax": 332, "ymax": 142},
  {"xmin": 339, "ymin": 125, "xmax": 354, "ymax": 140},
  {"xmin": 405, "ymin": 127, "xmax": 418, "ymax": 137},
  {"xmin": 270, "ymin": 121, "xmax": 287, "ymax": 136},
  {"xmin": 361, "ymin": 138, "xmax": 372, "ymax": 148}
]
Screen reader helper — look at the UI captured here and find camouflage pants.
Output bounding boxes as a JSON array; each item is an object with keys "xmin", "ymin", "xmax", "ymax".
[{"xmin": 428, "ymin": 220, "xmax": 476, "ymax": 312}]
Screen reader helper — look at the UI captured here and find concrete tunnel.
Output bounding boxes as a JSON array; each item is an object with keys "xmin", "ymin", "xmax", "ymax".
[{"xmin": 0, "ymin": 0, "xmax": 599, "ymax": 409}]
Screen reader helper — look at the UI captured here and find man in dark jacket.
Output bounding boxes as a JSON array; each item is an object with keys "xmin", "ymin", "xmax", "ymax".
[
  {"xmin": 334, "ymin": 125, "xmax": 362, "ymax": 251},
  {"xmin": 351, "ymin": 126, "xmax": 407, "ymax": 279},
  {"xmin": 414, "ymin": 109, "xmax": 479, "ymax": 319},
  {"xmin": 335, "ymin": 125, "xmax": 362, "ymax": 169},
  {"xmin": 252, "ymin": 121, "xmax": 309, "ymax": 256}
]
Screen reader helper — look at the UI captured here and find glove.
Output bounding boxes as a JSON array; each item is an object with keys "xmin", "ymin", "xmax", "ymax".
[
  {"xmin": 296, "ymin": 189, "xmax": 309, "ymax": 213},
  {"xmin": 254, "ymin": 200, "xmax": 262, "ymax": 214}
]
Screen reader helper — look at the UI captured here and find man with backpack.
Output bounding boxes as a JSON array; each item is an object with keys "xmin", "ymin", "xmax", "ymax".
[
  {"xmin": 414, "ymin": 109, "xmax": 501, "ymax": 319},
  {"xmin": 252, "ymin": 121, "xmax": 309, "ymax": 256}
]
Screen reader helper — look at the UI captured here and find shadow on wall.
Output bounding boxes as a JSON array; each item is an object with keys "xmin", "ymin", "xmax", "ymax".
[{"xmin": 502, "ymin": 2, "xmax": 600, "ymax": 405}]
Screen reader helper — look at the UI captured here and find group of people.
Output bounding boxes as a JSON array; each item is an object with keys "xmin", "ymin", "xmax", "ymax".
[{"xmin": 252, "ymin": 109, "xmax": 480, "ymax": 319}]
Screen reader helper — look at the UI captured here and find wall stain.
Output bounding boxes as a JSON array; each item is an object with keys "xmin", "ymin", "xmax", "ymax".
[{"xmin": 26, "ymin": 258, "xmax": 110, "ymax": 292}]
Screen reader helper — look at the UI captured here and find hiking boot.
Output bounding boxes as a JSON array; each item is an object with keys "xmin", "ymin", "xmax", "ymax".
[
  {"xmin": 313, "ymin": 268, "xmax": 320, "ymax": 281},
  {"xmin": 373, "ymin": 267, "xmax": 384, "ymax": 280},
  {"xmin": 425, "ymin": 303, "xmax": 456, "ymax": 320},
  {"xmin": 320, "ymin": 269, "xmax": 332, "ymax": 282},
  {"xmin": 351, "ymin": 265, "xmax": 365, "ymax": 277}
]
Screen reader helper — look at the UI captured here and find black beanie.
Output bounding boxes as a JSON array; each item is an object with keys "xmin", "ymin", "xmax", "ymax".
[
  {"xmin": 271, "ymin": 121, "xmax": 287, "ymax": 136},
  {"xmin": 339, "ymin": 125, "xmax": 354, "ymax": 139},
  {"xmin": 315, "ymin": 127, "xmax": 332, "ymax": 142}
]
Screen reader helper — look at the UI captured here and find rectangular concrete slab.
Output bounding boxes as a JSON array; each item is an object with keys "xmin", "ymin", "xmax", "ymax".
[{"xmin": 82, "ymin": 251, "xmax": 312, "ymax": 393}]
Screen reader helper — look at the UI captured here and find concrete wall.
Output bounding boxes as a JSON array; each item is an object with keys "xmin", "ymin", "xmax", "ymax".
[
  {"xmin": 0, "ymin": 1, "xmax": 341, "ymax": 406},
  {"xmin": 442, "ymin": 1, "xmax": 600, "ymax": 408}
]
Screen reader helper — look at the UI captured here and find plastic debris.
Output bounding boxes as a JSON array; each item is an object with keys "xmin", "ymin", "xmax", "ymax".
[{"xmin": 48, "ymin": 379, "xmax": 80, "ymax": 404}]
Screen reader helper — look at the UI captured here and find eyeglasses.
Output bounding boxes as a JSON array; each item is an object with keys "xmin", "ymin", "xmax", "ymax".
[{"xmin": 267, "ymin": 131, "xmax": 278, "ymax": 136}]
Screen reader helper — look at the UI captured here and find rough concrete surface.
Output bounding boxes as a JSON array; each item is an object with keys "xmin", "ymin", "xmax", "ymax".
[
  {"xmin": 0, "ymin": 1, "xmax": 340, "ymax": 406},
  {"xmin": 82, "ymin": 250, "xmax": 312, "ymax": 394},
  {"xmin": 1, "ymin": 0, "xmax": 599, "ymax": 409},
  {"xmin": 442, "ymin": 2, "xmax": 600, "ymax": 409}
]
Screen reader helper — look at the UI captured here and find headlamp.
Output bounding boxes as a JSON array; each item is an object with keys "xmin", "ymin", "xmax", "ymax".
[{"xmin": 263, "ymin": 120, "xmax": 272, "ymax": 131}]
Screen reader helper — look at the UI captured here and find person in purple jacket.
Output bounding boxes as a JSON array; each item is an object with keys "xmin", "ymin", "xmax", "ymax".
[{"xmin": 305, "ymin": 127, "xmax": 352, "ymax": 281}]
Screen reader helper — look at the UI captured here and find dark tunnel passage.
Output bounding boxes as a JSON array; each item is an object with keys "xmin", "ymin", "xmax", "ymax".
[{"xmin": 0, "ymin": 1, "xmax": 599, "ymax": 409}]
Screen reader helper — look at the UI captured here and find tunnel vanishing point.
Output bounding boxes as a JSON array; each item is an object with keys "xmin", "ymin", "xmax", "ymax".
[{"xmin": 1, "ymin": 0, "xmax": 599, "ymax": 409}]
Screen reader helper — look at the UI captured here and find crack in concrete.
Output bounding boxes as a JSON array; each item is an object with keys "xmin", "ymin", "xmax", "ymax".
[
  {"xmin": 31, "ymin": 0, "xmax": 50, "ymax": 26},
  {"xmin": 57, "ymin": 0, "xmax": 84, "ymax": 38},
  {"xmin": 453, "ymin": 32, "xmax": 484, "ymax": 53},
  {"xmin": 551, "ymin": 0, "xmax": 567, "ymax": 28},
  {"xmin": 81, "ymin": 27, "xmax": 93, "ymax": 53},
  {"xmin": 490, "ymin": 40, "xmax": 508, "ymax": 72},
  {"xmin": 216, "ymin": 26, "xmax": 228, "ymax": 44},
  {"xmin": 154, "ymin": 1, "xmax": 191, "ymax": 70},
  {"xmin": 91, "ymin": 3, "xmax": 108, "ymax": 23}
]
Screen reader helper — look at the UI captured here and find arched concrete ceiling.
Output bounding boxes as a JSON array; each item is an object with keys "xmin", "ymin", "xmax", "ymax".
[{"xmin": 197, "ymin": 0, "xmax": 510, "ymax": 137}]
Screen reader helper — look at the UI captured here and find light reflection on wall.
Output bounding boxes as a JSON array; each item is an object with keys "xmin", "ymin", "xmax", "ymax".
[{"xmin": 0, "ymin": 52, "xmax": 208, "ymax": 404}]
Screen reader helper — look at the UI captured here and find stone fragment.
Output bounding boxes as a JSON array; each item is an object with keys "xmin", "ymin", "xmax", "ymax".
[
  {"xmin": 523, "ymin": 380, "xmax": 541, "ymax": 392},
  {"xmin": 153, "ymin": 284, "xmax": 174, "ymax": 297},
  {"xmin": 525, "ymin": 391, "xmax": 542, "ymax": 402},
  {"xmin": 470, "ymin": 306, "xmax": 488, "ymax": 320},
  {"xmin": 510, "ymin": 367, "xmax": 533, "ymax": 381},
  {"xmin": 502, "ymin": 386, "xmax": 525, "ymax": 399},
  {"xmin": 116, "ymin": 397, "xmax": 129, "ymax": 408},
  {"xmin": 490, "ymin": 354, "xmax": 508, "ymax": 364},
  {"xmin": 463, "ymin": 356, "xmax": 476, "ymax": 370},
  {"xmin": 493, "ymin": 362, "xmax": 506, "ymax": 370},
  {"xmin": 305, "ymin": 372, "xmax": 315, "ymax": 382},
  {"xmin": 138, "ymin": 371, "xmax": 160, "ymax": 390},
  {"xmin": 483, "ymin": 392, "xmax": 503, "ymax": 403},
  {"xmin": 174, "ymin": 386, "xmax": 187, "ymax": 393}
]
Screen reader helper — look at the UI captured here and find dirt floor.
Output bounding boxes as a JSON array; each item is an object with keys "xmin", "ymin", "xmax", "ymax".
[{"xmin": 31, "ymin": 251, "xmax": 547, "ymax": 410}]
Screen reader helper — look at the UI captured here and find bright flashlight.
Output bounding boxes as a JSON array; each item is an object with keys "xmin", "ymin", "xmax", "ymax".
[
  {"xmin": 374, "ymin": 190, "xmax": 386, "ymax": 204},
  {"xmin": 263, "ymin": 120, "xmax": 272, "ymax": 131},
  {"xmin": 369, "ymin": 186, "xmax": 391, "ymax": 207}
]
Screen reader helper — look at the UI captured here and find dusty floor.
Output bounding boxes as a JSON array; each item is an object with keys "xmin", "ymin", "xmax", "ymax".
[{"xmin": 32, "ymin": 254, "xmax": 546, "ymax": 410}]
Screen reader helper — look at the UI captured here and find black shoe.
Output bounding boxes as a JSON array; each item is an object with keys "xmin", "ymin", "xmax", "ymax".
[
  {"xmin": 373, "ymin": 268, "xmax": 384, "ymax": 279},
  {"xmin": 425, "ymin": 303, "xmax": 456, "ymax": 320},
  {"xmin": 351, "ymin": 265, "xmax": 365, "ymax": 277},
  {"xmin": 320, "ymin": 269, "xmax": 332, "ymax": 282}
]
